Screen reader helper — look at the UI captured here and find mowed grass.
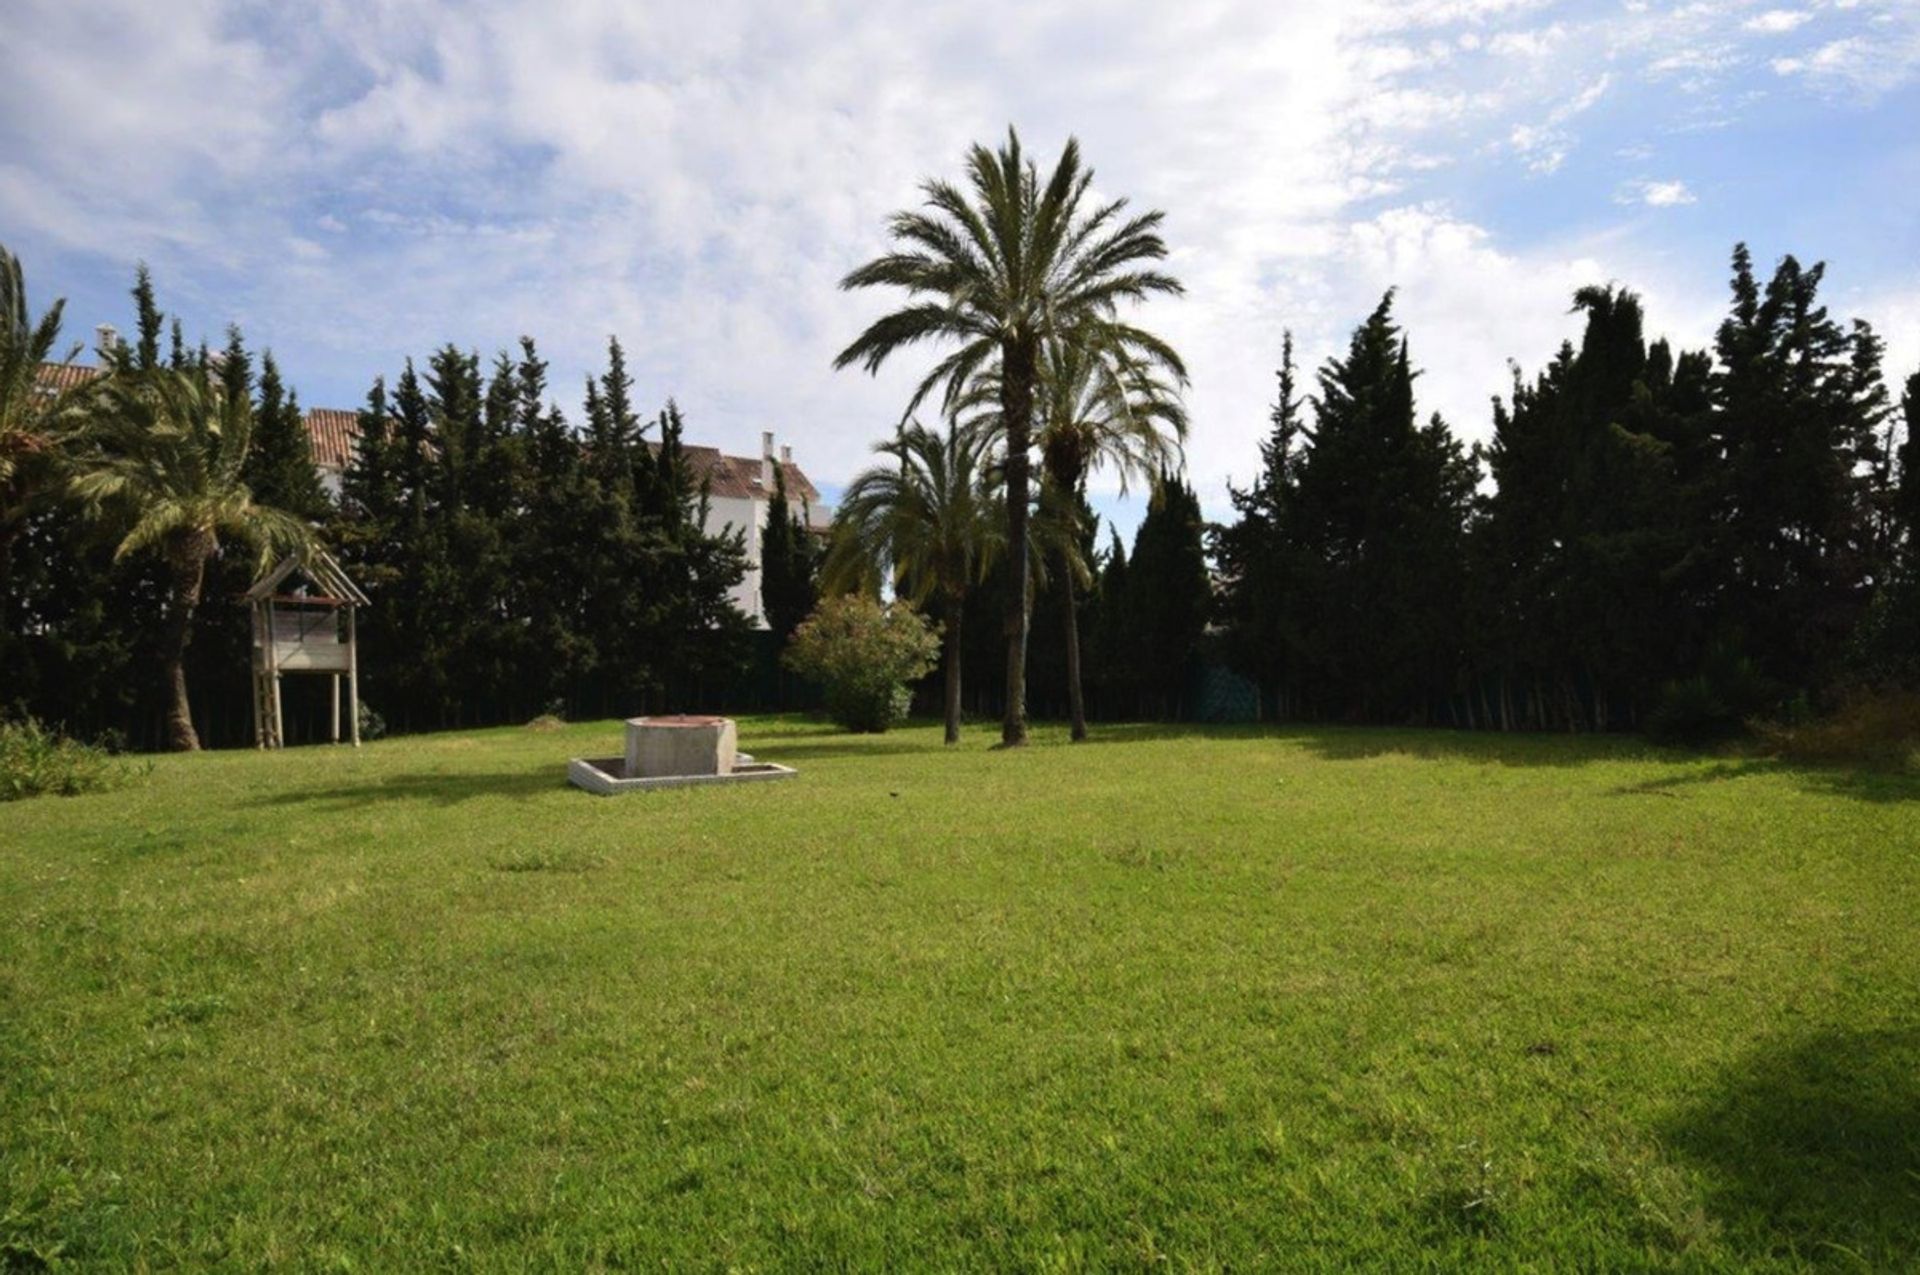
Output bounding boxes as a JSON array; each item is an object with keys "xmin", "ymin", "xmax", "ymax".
[{"xmin": 2, "ymin": 717, "xmax": 1917, "ymax": 1270}]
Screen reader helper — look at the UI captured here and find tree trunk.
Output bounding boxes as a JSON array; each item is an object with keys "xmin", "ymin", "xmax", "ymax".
[
  {"xmin": 1000, "ymin": 338, "xmax": 1035, "ymax": 747},
  {"xmin": 161, "ymin": 530, "xmax": 214, "ymax": 752},
  {"xmin": 1060, "ymin": 547, "xmax": 1087, "ymax": 742},
  {"xmin": 943, "ymin": 594, "xmax": 963, "ymax": 746}
]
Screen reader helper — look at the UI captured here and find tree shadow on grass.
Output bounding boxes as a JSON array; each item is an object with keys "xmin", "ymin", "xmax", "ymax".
[
  {"xmin": 1075, "ymin": 722, "xmax": 1920, "ymax": 801},
  {"xmin": 1663, "ymin": 1028, "xmax": 1920, "ymax": 1268},
  {"xmin": 1608, "ymin": 758, "xmax": 1920, "ymax": 804},
  {"xmin": 245, "ymin": 766, "xmax": 570, "ymax": 809},
  {"xmin": 1079, "ymin": 721, "xmax": 1658, "ymax": 769},
  {"xmin": 746, "ymin": 737, "xmax": 942, "ymax": 763}
]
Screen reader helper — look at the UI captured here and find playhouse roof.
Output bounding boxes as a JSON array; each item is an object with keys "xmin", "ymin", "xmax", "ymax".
[{"xmin": 244, "ymin": 550, "xmax": 370, "ymax": 607}]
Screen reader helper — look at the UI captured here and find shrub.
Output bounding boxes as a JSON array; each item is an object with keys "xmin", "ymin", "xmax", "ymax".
[
  {"xmin": 1849, "ymin": 566, "xmax": 1920, "ymax": 689},
  {"xmin": 0, "ymin": 717, "xmax": 132, "ymax": 801},
  {"xmin": 1647, "ymin": 643, "xmax": 1779, "ymax": 744},
  {"xmin": 783, "ymin": 594, "xmax": 941, "ymax": 733},
  {"xmin": 1751, "ymin": 691, "xmax": 1920, "ymax": 770}
]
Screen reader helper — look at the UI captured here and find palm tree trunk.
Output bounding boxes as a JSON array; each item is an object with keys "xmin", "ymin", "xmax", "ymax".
[
  {"xmin": 1060, "ymin": 546, "xmax": 1087, "ymax": 741},
  {"xmin": 161, "ymin": 530, "xmax": 213, "ymax": 752},
  {"xmin": 1000, "ymin": 338, "xmax": 1035, "ymax": 747},
  {"xmin": 944, "ymin": 594, "xmax": 963, "ymax": 745}
]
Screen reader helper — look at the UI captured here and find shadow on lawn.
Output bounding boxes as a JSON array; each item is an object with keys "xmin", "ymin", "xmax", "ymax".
[
  {"xmin": 751, "ymin": 737, "xmax": 939, "ymax": 762},
  {"xmin": 1078, "ymin": 722, "xmax": 1920, "ymax": 801},
  {"xmin": 1608, "ymin": 758, "xmax": 1920, "ymax": 804},
  {"xmin": 246, "ymin": 766, "xmax": 568, "ymax": 809},
  {"xmin": 1663, "ymin": 1028, "xmax": 1920, "ymax": 1267},
  {"xmin": 1081, "ymin": 721, "xmax": 1648, "ymax": 769}
]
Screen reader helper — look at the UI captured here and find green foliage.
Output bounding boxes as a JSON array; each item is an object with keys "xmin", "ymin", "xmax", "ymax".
[
  {"xmin": 1645, "ymin": 642, "xmax": 1779, "ymax": 744},
  {"xmin": 1217, "ymin": 247, "xmax": 1913, "ymax": 737},
  {"xmin": 1220, "ymin": 294, "xmax": 1477, "ymax": 724},
  {"xmin": 63, "ymin": 357, "xmax": 314, "ymax": 750},
  {"xmin": 784, "ymin": 594, "xmax": 940, "ymax": 732},
  {"xmin": 1751, "ymin": 690, "xmax": 1920, "ymax": 770},
  {"xmin": 825, "ymin": 421, "xmax": 999, "ymax": 741},
  {"xmin": 836, "ymin": 127, "xmax": 1185, "ymax": 744},
  {"xmin": 130, "ymin": 263, "xmax": 162, "ymax": 371},
  {"xmin": 1, "ymin": 241, "xmax": 75, "ymax": 499},
  {"xmin": 245, "ymin": 351, "xmax": 329, "ymax": 519},
  {"xmin": 1849, "ymin": 564, "xmax": 1920, "ymax": 689},
  {"xmin": 1097, "ymin": 474, "xmax": 1210, "ymax": 716},
  {"xmin": 334, "ymin": 336, "xmax": 750, "ymax": 734},
  {"xmin": 0, "ymin": 716, "xmax": 132, "ymax": 800},
  {"xmin": 759, "ymin": 464, "xmax": 817, "ymax": 643}
]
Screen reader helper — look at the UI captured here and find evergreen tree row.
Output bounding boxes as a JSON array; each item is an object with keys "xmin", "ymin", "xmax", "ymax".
[
  {"xmin": 1216, "ymin": 245, "xmax": 1919, "ymax": 735},
  {"xmin": 3, "ymin": 263, "xmax": 757, "ymax": 747},
  {"xmin": 331, "ymin": 337, "xmax": 753, "ymax": 733}
]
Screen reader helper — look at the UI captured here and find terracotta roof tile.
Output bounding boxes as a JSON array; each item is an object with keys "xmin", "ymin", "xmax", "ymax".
[
  {"xmin": 304, "ymin": 408, "xmax": 360, "ymax": 471},
  {"xmin": 32, "ymin": 362, "xmax": 104, "ymax": 394},
  {"xmin": 663, "ymin": 445, "xmax": 823, "ymax": 510}
]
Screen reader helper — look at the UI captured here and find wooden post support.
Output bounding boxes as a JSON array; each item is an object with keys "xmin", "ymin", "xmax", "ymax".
[
  {"xmin": 265, "ymin": 597, "xmax": 281, "ymax": 749},
  {"xmin": 347, "ymin": 603, "xmax": 361, "ymax": 747},
  {"xmin": 330, "ymin": 673, "xmax": 341, "ymax": 743}
]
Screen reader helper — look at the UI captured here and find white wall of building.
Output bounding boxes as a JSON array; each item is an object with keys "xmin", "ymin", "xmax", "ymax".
[{"xmin": 704, "ymin": 493, "xmax": 766, "ymax": 626}]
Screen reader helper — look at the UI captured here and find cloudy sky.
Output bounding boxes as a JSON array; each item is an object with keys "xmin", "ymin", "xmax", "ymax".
[{"xmin": 5, "ymin": 0, "xmax": 1918, "ymax": 529}]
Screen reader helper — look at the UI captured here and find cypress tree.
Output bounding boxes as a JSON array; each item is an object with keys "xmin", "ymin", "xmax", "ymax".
[
  {"xmin": 1121, "ymin": 474, "xmax": 1211, "ymax": 719},
  {"xmin": 247, "ymin": 352, "xmax": 329, "ymax": 519},
  {"xmin": 1278, "ymin": 292, "xmax": 1476, "ymax": 723},
  {"xmin": 131, "ymin": 264, "xmax": 162, "ymax": 370},
  {"xmin": 1709, "ymin": 245, "xmax": 1892, "ymax": 689},
  {"xmin": 217, "ymin": 325, "xmax": 252, "ymax": 407},
  {"xmin": 1218, "ymin": 332, "xmax": 1306, "ymax": 715},
  {"xmin": 760, "ymin": 463, "xmax": 818, "ymax": 643}
]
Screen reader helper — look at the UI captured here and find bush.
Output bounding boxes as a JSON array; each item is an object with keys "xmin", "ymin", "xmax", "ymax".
[
  {"xmin": 1647, "ymin": 643, "xmax": 1779, "ymax": 744},
  {"xmin": 783, "ymin": 594, "xmax": 941, "ymax": 733},
  {"xmin": 1, "ymin": 717, "xmax": 132, "ymax": 801},
  {"xmin": 1751, "ymin": 691, "xmax": 1920, "ymax": 770},
  {"xmin": 1849, "ymin": 567, "xmax": 1920, "ymax": 689}
]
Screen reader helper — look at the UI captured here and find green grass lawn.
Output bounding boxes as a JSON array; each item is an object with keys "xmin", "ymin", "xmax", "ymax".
[{"xmin": 3, "ymin": 717, "xmax": 1917, "ymax": 1270}]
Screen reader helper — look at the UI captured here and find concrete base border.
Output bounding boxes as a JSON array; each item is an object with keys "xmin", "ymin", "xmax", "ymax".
[{"xmin": 568, "ymin": 756, "xmax": 796, "ymax": 795}]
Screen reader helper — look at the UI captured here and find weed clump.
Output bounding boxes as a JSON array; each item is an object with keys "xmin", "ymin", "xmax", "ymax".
[{"xmin": 0, "ymin": 717, "xmax": 138, "ymax": 802}]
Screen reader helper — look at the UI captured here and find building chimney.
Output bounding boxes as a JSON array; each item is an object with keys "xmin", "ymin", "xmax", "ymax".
[
  {"xmin": 95, "ymin": 323, "xmax": 118, "ymax": 358},
  {"xmin": 761, "ymin": 431, "xmax": 774, "ymax": 489},
  {"xmin": 780, "ymin": 444, "xmax": 792, "ymax": 464}
]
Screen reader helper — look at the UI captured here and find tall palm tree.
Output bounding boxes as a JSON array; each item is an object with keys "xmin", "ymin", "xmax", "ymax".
[
  {"xmin": 1031, "ymin": 339, "xmax": 1187, "ymax": 740},
  {"xmin": 835, "ymin": 128, "xmax": 1184, "ymax": 746},
  {"xmin": 822, "ymin": 420, "xmax": 1000, "ymax": 744},
  {"xmin": 67, "ymin": 367, "xmax": 313, "ymax": 751}
]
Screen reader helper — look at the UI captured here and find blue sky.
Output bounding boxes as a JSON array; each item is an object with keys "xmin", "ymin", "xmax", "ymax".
[{"xmin": 4, "ymin": 0, "xmax": 1917, "ymax": 540}]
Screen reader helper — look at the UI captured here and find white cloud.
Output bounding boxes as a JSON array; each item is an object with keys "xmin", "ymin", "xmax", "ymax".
[
  {"xmin": 0, "ymin": 0, "xmax": 1914, "ymax": 526},
  {"xmin": 1618, "ymin": 179, "xmax": 1699, "ymax": 207},
  {"xmin": 1746, "ymin": 10, "xmax": 1813, "ymax": 35}
]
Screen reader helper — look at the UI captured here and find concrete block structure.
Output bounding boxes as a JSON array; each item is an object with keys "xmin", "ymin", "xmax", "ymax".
[{"xmin": 625, "ymin": 715, "xmax": 738, "ymax": 778}]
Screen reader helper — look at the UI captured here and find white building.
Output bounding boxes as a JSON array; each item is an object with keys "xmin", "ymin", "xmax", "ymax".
[{"xmin": 675, "ymin": 432, "xmax": 831, "ymax": 626}]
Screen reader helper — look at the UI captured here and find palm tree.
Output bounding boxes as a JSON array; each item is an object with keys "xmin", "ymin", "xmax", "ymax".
[
  {"xmin": 67, "ymin": 366, "xmax": 313, "ymax": 751},
  {"xmin": 0, "ymin": 244, "xmax": 84, "ymax": 647},
  {"xmin": 822, "ymin": 420, "xmax": 1000, "ymax": 744},
  {"xmin": 835, "ymin": 128, "xmax": 1184, "ymax": 745},
  {"xmin": 963, "ymin": 337, "xmax": 1187, "ymax": 739},
  {"xmin": 1, "ymin": 243, "xmax": 79, "ymax": 531}
]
